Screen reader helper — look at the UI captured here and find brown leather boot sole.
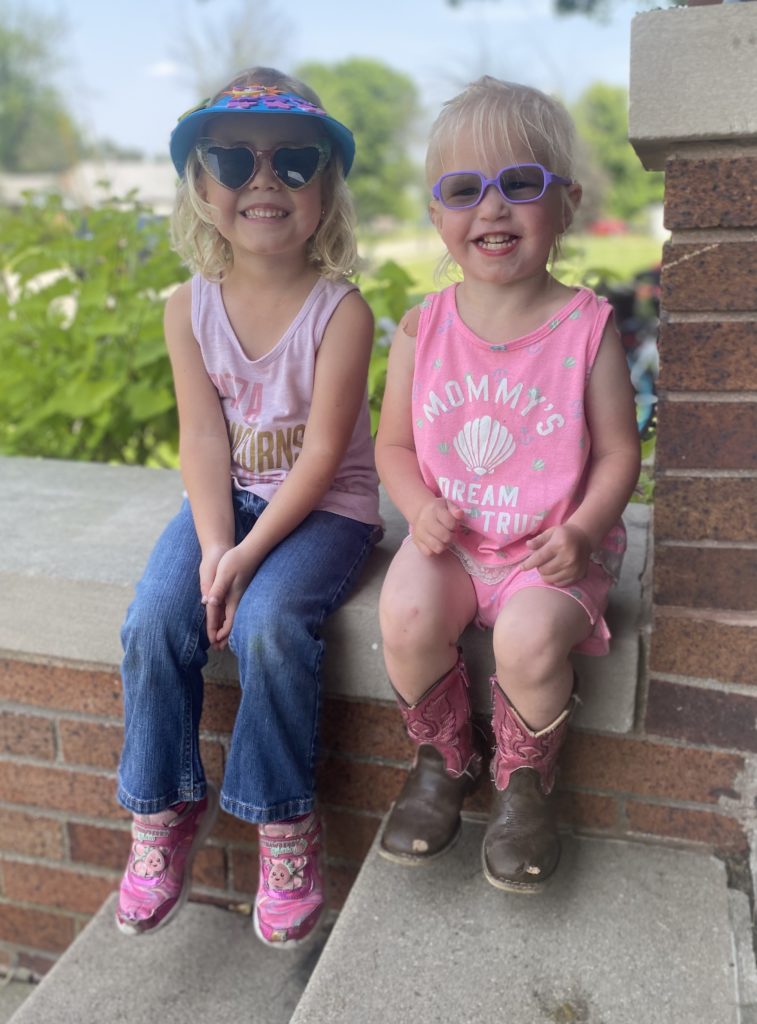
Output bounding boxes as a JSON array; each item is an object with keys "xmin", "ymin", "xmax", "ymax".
[
  {"xmin": 481, "ymin": 768, "xmax": 561, "ymax": 893},
  {"xmin": 379, "ymin": 746, "xmax": 480, "ymax": 866}
]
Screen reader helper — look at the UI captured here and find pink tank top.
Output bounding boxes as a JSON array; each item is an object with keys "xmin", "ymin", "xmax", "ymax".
[
  {"xmin": 412, "ymin": 285, "xmax": 626, "ymax": 582},
  {"xmin": 191, "ymin": 274, "xmax": 381, "ymax": 526}
]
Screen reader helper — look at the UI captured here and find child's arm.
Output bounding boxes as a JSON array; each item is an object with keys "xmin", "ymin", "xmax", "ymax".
[
  {"xmin": 205, "ymin": 289, "xmax": 375, "ymax": 647},
  {"xmin": 375, "ymin": 309, "xmax": 464, "ymax": 557},
  {"xmin": 164, "ymin": 282, "xmax": 236, "ymax": 599},
  {"xmin": 522, "ymin": 320, "xmax": 641, "ymax": 586}
]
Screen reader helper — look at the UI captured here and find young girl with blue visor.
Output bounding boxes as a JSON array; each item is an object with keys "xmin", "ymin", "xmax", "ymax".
[{"xmin": 115, "ymin": 66, "xmax": 382, "ymax": 947}]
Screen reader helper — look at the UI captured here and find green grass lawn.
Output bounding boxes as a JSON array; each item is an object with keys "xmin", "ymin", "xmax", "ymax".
[
  {"xmin": 556, "ymin": 233, "xmax": 664, "ymax": 287},
  {"xmin": 360, "ymin": 226, "xmax": 664, "ymax": 298}
]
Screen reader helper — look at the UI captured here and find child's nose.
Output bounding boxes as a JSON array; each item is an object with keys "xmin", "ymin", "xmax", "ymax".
[
  {"xmin": 479, "ymin": 183, "xmax": 510, "ymax": 215},
  {"xmin": 247, "ymin": 155, "xmax": 277, "ymax": 189}
]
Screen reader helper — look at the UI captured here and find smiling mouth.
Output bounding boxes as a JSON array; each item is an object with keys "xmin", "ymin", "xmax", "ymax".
[
  {"xmin": 476, "ymin": 233, "xmax": 518, "ymax": 250},
  {"xmin": 242, "ymin": 208, "xmax": 288, "ymax": 220}
]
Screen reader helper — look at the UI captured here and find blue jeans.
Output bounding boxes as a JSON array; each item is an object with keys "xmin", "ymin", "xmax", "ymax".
[{"xmin": 117, "ymin": 490, "xmax": 380, "ymax": 824}]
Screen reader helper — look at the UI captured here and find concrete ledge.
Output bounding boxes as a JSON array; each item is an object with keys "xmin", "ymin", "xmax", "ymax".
[
  {"xmin": 629, "ymin": 4, "xmax": 757, "ymax": 169},
  {"xmin": 0, "ymin": 456, "xmax": 648, "ymax": 732}
]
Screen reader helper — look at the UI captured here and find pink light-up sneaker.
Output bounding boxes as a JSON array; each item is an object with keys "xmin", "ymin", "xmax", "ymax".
[
  {"xmin": 115, "ymin": 783, "xmax": 218, "ymax": 936},
  {"xmin": 254, "ymin": 811, "xmax": 325, "ymax": 948}
]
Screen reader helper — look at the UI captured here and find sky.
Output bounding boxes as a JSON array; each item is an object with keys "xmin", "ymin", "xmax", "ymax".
[{"xmin": 36, "ymin": 0, "xmax": 648, "ymax": 159}]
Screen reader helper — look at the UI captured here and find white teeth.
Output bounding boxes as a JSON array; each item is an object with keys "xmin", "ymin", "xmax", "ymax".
[
  {"xmin": 478, "ymin": 234, "xmax": 517, "ymax": 249},
  {"xmin": 243, "ymin": 208, "xmax": 286, "ymax": 219}
]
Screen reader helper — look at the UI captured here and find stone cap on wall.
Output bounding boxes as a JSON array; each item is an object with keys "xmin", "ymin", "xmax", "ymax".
[
  {"xmin": 0, "ymin": 456, "xmax": 649, "ymax": 734},
  {"xmin": 629, "ymin": 3, "xmax": 757, "ymax": 169}
]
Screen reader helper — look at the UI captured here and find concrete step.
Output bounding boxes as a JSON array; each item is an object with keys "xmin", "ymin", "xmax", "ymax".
[
  {"xmin": 0, "ymin": 980, "xmax": 34, "ymax": 1024},
  {"xmin": 5, "ymin": 895, "xmax": 327, "ymax": 1024},
  {"xmin": 291, "ymin": 821, "xmax": 749, "ymax": 1024},
  {"xmin": 5, "ymin": 826, "xmax": 753, "ymax": 1023}
]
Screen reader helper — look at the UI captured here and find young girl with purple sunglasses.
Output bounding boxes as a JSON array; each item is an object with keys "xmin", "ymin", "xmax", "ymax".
[{"xmin": 376, "ymin": 77, "xmax": 640, "ymax": 890}]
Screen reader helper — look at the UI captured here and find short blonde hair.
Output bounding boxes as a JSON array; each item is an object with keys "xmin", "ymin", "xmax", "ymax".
[
  {"xmin": 170, "ymin": 67, "xmax": 358, "ymax": 281},
  {"xmin": 426, "ymin": 77, "xmax": 579, "ymax": 272}
]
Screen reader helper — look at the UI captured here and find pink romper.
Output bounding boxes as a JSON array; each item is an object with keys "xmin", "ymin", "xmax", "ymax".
[{"xmin": 411, "ymin": 285, "xmax": 627, "ymax": 655}]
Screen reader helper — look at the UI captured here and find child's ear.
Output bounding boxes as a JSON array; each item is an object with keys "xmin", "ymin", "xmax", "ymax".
[
  {"xmin": 428, "ymin": 200, "xmax": 441, "ymax": 230},
  {"xmin": 562, "ymin": 183, "xmax": 582, "ymax": 232}
]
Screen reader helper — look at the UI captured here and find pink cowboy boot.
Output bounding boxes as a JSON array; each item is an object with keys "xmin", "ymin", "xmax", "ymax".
[
  {"xmin": 482, "ymin": 678, "xmax": 576, "ymax": 893},
  {"xmin": 115, "ymin": 783, "xmax": 219, "ymax": 935},
  {"xmin": 254, "ymin": 811, "xmax": 325, "ymax": 948},
  {"xmin": 379, "ymin": 653, "xmax": 483, "ymax": 864}
]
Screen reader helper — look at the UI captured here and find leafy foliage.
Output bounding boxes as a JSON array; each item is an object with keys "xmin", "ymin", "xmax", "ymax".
[
  {"xmin": 0, "ymin": 6, "xmax": 83, "ymax": 171},
  {"xmin": 1, "ymin": 191, "xmax": 653, "ymax": 506},
  {"xmin": 297, "ymin": 59, "xmax": 421, "ymax": 224},
  {"xmin": 358, "ymin": 259, "xmax": 422, "ymax": 434},
  {"xmin": 571, "ymin": 83, "xmax": 663, "ymax": 221},
  {"xmin": 0, "ymin": 190, "xmax": 187, "ymax": 464},
  {"xmin": 0, "ymin": 191, "xmax": 421, "ymax": 463}
]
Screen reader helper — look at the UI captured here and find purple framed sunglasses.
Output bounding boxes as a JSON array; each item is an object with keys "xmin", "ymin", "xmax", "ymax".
[{"xmin": 432, "ymin": 163, "xmax": 573, "ymax": 209}]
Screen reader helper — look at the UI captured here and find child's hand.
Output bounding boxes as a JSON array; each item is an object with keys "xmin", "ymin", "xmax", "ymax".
[
  {"xmin": 412, "ymin": 498, "xmax": 465, "ymax": 557},
  {"xmin": 202, "ymin": 546, "xmax": 256, "ymax": 651},
  {"xmin": 521, "ymin": 524, "xmax": 592, "ymax": 586},
  {"xmin": 199, "ymin": 543, "xmax": 233, "ymax": 604}
]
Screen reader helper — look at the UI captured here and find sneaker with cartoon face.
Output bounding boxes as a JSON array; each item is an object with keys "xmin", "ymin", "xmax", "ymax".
[
  {"xmin": 115, "ymin": 784, "xmax": 218, "ymax": 936},
  {"xmin": 254, "ymin": 811, "xmax": 325, "ymax": 948}
]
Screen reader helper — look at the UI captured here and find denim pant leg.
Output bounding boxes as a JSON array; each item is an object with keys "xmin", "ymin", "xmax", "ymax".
[
  {"xmin": 223, "ymin": 499, "xmax": 380, "ymax": 824},
  {"xmin": 117, "ymin": 498, "xmax": 209, "ymax": 814}
]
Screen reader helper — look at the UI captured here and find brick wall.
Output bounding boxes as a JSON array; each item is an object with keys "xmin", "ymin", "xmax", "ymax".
[
  {"xmin": 1, "ymin": 642, "xmax": 750, "ymax": 975},
  {"xmin": 641, "ymin": 151, "xmax": 757, "ymax": 857},
  {"xmin": 654, "ymin": 160, "xmax": 757, "ymax": 648},
  {"xmin": 628, "ymin": 0, "xmax": 757, "ymax": 859}
]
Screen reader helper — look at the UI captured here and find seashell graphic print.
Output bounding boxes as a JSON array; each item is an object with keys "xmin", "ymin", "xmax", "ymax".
[{"xmin": 453, "ymin": 416, "xmax": 515, "ymax": 476}]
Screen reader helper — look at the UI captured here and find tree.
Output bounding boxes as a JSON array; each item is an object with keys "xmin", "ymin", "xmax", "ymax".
[
  {"xmin": 571, "ymin": 83, "xmax": 663, "ymax": 221},
  {"xmin": 446, "ymin": 0, "xmax": 685, "ymax": 13},
  {"xmin": 171, "ymin": 0, "xmax": 292, "ymax": 99},
  {"xmin": 553, "ymin": 0, "xmax": 684, "ymax": 13},
  {"xmin": 297, "ymin": 59, "xmax": 421, "ymax": 225},
  {"xmin": 0, "ymin": 4, "xmax": 83, "ymax": 171}
]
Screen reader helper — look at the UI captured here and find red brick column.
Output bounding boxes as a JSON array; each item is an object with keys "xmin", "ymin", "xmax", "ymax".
[
  {"xmin": 647, "ymin": 157, "xmax": 757, "ymax": 749},
  {"xmin": 629, "ymin": 4, "xmax": 757, "ymax": 862}
]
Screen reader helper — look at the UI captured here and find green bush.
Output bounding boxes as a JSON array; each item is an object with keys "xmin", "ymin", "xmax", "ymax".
[
  {"xmin": 0, "ymin": 194, "xmax": 652, "ymax": 495},
  {"xmin": 0, "ymin": 190, "xmax": 187, "ymax": 465},
  {"xmin": 0, "ymin": 193, "xmax": 423, "ymax": 463},
  {"xmin": 358, "ymin": 258, "xmax": 421, "ymax": 433}
]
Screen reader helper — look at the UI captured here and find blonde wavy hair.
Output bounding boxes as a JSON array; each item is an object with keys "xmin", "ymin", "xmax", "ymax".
[
  {"xmin": 170, "ymin": 67, "xmax": 358, "ymax": 282},
  {"xmin": 426, "ymin": 76, "xmax": 580, "ymax": 275}
]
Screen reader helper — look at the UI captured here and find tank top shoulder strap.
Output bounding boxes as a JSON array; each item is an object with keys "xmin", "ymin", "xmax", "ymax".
[
  {"xmin": 416, "ymin": 286, "xmax": 455, "ymax": 355},
  {"xmin": 307, "ymin": 278, "xmax": 358, "ymax": 350}
]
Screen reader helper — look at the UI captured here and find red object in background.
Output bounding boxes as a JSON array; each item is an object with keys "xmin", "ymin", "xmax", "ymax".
[{"xmin": 589, "ymin": 218, "xmax": 628, "ymax": 236}]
